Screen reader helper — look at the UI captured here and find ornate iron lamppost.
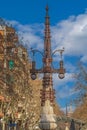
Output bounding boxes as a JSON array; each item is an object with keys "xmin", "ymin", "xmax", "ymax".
[{"xmin": 30, "ymin": 6, "xmax": 65, "ymax": 130}]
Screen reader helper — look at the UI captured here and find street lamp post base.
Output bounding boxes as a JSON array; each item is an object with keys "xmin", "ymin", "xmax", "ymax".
[
  {"xmin": 39, "ymin": 100, "xmax": 57, "ymax": 130},
  {"xmin": 39, "ymin": 121, "xmax": 57, "ymax": 130}
]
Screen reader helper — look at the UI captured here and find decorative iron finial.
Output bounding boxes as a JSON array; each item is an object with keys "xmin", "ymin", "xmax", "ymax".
[
  {"xmin": 46, "ymin": 5, "xmax": 49, "ymax": 16},
  {"xmin": 46, "ymin": 5, "xmax": 49, "ymax": 11},
  {"xmin": 44, "ymin": 5, "xmax": 51, "ymax": 58}
]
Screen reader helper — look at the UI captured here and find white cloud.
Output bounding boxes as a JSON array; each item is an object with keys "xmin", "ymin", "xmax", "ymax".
[
  {"xmin": 80, "ymin": 55, "xmax": 87, "ymax": 63},
  {"xmin": 53, "ymin": 72, "xmax": 77, "ymax": 101},
  {"xmin": 53, "ymin": 73, "xmax": 74, "ymax": 87},
  {"xmin": 65, "ymin": 62, "xmax": 77, "ymax": 73},
  {"xmin": 51, "ymin": 12, "xmax": 87, "ymax": 59},
  {"xmin": 8, "ymin": 20, "xmax": 44, "ymax": 50},
  {"xmin": 56, "ymin": 84, "xmax": 77, "ymax": 99}
]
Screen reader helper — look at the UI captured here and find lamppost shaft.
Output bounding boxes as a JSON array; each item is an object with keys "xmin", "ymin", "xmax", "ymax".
[{"xmin": 30, "ymin": 5, "xmax": 65, "ymax": 130}]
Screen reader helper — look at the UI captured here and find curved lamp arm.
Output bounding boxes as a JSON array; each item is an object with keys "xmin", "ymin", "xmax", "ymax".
[
  {"xmin": 52, "ymin": 48, "xmax": 64, "ymax": 58},
  {"xmin": 30, "ymin": 48, "xmax": 44, "ymax": 57}
]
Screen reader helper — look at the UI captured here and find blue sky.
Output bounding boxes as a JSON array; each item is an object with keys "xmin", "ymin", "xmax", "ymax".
[
  {"xmin": 1, "ymin": 0, "xmax": 87, "ymax": 24},
  {"xmin": 1, "ymin": 0, "xmax": 87, "ymax": 112}
]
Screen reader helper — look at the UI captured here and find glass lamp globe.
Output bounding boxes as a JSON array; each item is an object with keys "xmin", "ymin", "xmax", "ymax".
[
  {"xmin": 31, "ymin": 73, "xmax": 37, "ymax": 80},
  {"xmin": 58, "ymin": 73, "xmax": 65, "ymax": 79}
]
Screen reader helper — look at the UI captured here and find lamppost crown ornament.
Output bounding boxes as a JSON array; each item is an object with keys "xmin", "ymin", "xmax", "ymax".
[{"xmin": 30, "ymin": 5, "xmax": 66, "ymax": 130}]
